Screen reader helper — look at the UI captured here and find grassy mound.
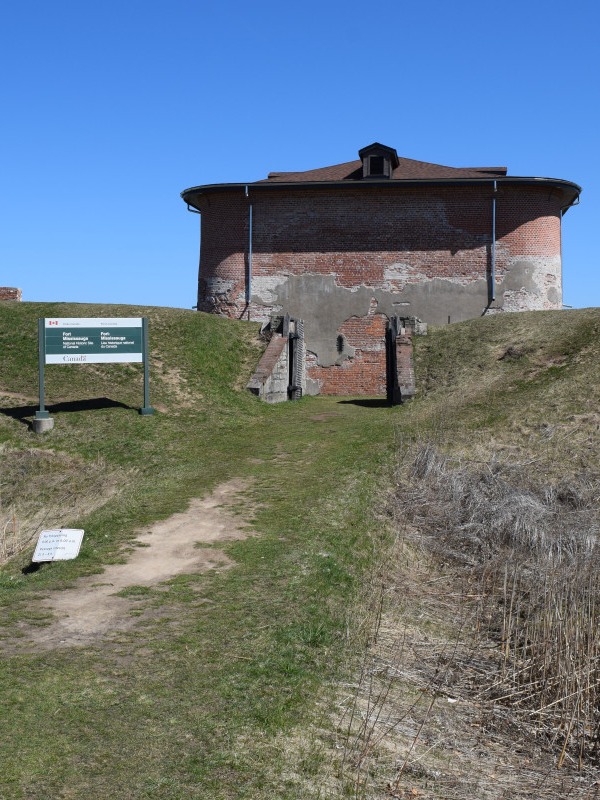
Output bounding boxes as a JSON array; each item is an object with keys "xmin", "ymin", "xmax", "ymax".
[
  {"xmin": 411, "ymin": 308, "xmax": 600, "ymax": 475},
  {"xmin": 0, "ymin": 301, "xmax": 396, "ymax": 799},
  {"xmin": 0, "ymin": 302, "xmax": 264, "ymax": 562},
  {"xmin": 344, "ymin": 309, "xmax": 600, "ymax": 797},
  {"xmin": 2, "ymin": 302, "xmax": 600, "ymax": 799}
]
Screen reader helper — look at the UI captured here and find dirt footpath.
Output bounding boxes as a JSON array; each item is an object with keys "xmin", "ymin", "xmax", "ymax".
[{"xmin": 23, "ymin": 480, "xmax": 251, "ymax": 649}]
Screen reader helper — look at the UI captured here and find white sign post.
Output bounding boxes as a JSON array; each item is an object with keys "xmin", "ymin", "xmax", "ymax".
[{"xmin": 32, "ymin": 529, "xmax": 85, "ymax": 562}]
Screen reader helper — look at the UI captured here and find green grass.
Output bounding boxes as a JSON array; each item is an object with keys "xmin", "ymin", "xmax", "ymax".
[
  {"xmin": 406, "ymin": 308, "xmax": 600, "ymax": 477},
  {"xmin": 2, "ymin": 302, "xmax": 600, "ymax": 798},
  {"xmin": 0, "ymin": 302, "xmax": 397, "ymax": 799}
]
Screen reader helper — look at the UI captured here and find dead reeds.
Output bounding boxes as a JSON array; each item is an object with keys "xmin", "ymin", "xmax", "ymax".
[
  {"xmin": 0, "ymin": 508, "xmax": 22, "ymax": 562},
  {"xmin": 398, "ymin": 443, "xmax": 600, "ymax": 770},
  {"xmin": 0, "ymin": 445, "xmax": 125, "ymax": 565}
]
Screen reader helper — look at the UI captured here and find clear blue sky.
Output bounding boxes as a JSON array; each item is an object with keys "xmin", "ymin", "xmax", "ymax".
[{"xmin": 2, "ymin": 1, "xmax": 598, "ymax": 310}]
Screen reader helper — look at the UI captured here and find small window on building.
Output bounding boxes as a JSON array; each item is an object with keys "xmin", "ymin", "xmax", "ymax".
[
  {"xmin": 370, "ymin": 156, "xmax": 385, "ymax": 176},
  {"xmin": 359, "ymin": 144, "xmax": 398, "ymax": 179}
]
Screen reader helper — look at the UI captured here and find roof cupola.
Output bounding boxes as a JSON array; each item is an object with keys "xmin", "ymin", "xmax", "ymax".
[{"xmin": 358, "ymin": 142, "xmax": 400, "ymax": 179}]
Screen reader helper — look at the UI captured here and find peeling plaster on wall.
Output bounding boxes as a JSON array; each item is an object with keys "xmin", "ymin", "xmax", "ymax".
[
  {"xmin": 504, "ymin": 255, "xmax": 562, "ymax": 310},
  {"xmin": 264, "ymin": 273, "xmax": 404, "ymax": 366},
  {"xmin": 252, "ymin": 256, "xmax": 562, "ymax": 366},
  {"xmin": 394, "ymin": 265, "xmax": 475, "ymax": 289},
  {"xmin": 261, "ymin": 272, "xmax": 474, "ymax": 363},
  {"xmin": 249, "ymin": 260, "xmax": 558, "ymax": 327},
  {"xmin": 201, "ymin": 277, "xmax": 237, "ymax": 313},
  {"xmin": 501, "ymin": 289, "xmax": 532, "ymax": 312},
  {"xmin": 304, "ymin": 351, "xmax": 322, "ymax": 396},
  {"xmin": 383, "ymin": 262, "xmax": 421, "ymax": 291},
  {"xmin": 394, "ymin": 276, "xmax": 491, "ymax": 324},
  {"xmin": 383, "ymin": 257, "xmax": 487, "ymax": 294},
  {"xmin": 249, "ymin": 275, "xmax": 286, "ymax": 322},
  {"xmin": 252, "ymin": 275, "xmax": 288, "ymax": 306},
  {"xmin": 263, "ymin": 271, "xmax": 496, "ymax": 362},
  {"xmin": 390, "ymin": 258, "xmax": 561, "ymax": 323}
]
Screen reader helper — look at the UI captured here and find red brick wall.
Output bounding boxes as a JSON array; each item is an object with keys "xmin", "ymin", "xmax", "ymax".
[
  {"xmin": 496, "ymin": 191, "xmax": 561, "ymax": 257},
  {"xmin": 307, "ymin": 314, "xmax": 388, "ymax": 395},
  {"xmin": 196, "ymin": 183, "xmax": 564, "ymax": 394},
  {"xmin": 197, "ymin": 194, "xmax": 247, "ymax": 316},
  {"xmin": 198, "ymin": 186, "xmax": 562, "ymax": 305},
  {"xmin": 252, "ymin": 186, "xmax": 489, "ymax": 285}
]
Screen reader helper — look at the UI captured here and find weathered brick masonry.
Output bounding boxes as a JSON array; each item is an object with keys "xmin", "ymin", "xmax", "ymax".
[
  {"xmin": 0, "ymin": 288, "xmax": 22, "ymax": 301},
  {"xmin": 182, "ymin": 143, "xmax": 580, "ymax": 396}
]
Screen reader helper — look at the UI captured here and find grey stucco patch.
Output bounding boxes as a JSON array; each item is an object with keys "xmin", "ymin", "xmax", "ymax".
[
  {"xmin": 255, "ymin": 272, "xmax": 489, "ymax": 365},
  {"xmin": 503, "ymin": 256, "xmax": 562, "ymax": 311},
  {"xmin": 251, "ymin": 275, "xmax": 286, "ymax": 307},
  {"xmin": 251, "ymin": 257, "xmax": 561, "ymax": 366},
  {"xmin": 547, "ymin": 286, "xmax": 560, "ymax": 305},
  {"xmin": 387, "ymin": 259, "xmax": 560, "ymax": 322},
  {"xmin": 396, "ymin": 277, "xmax": 489, "ymax": 325},
  {"xmin": 256, "ymin": 274, "xmax": 397, "ymax": 366}
]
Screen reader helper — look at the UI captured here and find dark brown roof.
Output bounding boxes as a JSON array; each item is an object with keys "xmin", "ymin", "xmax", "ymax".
[
  {"xmin": 181, "ymin": 143, "xmax": 581, "ymax": 214},
  {"xmin": 259, "ymin": 156, "xmax": 507, "ymax": 183}
]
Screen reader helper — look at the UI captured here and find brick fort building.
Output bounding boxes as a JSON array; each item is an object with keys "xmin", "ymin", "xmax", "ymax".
[{"xmin": 181, "ymin": 143, "xmax": 580, "ymax": 396}]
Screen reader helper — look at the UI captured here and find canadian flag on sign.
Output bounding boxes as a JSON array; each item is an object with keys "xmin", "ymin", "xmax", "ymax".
[{"xmin": 48, "ymin": 320, "xmax": 58, "ymax": 325}]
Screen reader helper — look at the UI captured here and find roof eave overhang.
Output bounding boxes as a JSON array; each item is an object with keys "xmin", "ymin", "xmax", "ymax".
[{"xmin": 182, "ymin": 176, "xmax": 582, "ymax": 214}]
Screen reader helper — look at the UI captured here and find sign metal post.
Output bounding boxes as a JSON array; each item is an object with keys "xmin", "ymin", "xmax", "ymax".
[
  {"xmin": 140, "ymin": 317, "xmax": 153, "ymax": 415},
  {"xmin": 35, "ymin": 318, "xmax": 50, "ymax": 422}
]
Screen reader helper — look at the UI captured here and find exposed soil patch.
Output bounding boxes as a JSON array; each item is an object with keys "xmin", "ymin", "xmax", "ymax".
[
  {"xmin": 17, "ymin": 480, "xmax": 252, "ymax": 650},
  {"xmin": 0, "ymin": 390, "xmax": 38, "ymax": 402},
  {"xmin": 152, "ymin": 358, "xmax": 200, "ymax": 410}
]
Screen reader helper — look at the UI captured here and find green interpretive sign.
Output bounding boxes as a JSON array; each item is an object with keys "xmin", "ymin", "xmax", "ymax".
[
  {"xmin": 43, "ymin": 317, "xmax": 143, "ymax": 363},
  {"xmin": 35, "ymin": 317, "xmax": 154, "ymax": 427}
]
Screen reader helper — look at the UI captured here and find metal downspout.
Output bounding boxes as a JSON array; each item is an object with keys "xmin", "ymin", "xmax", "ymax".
[
  {"xmin": 491, "ymin": 180, "xmax": 497, "ymax": 302},
  {"xmin": 560, "ymin": 208, "xmax": 563, "ymax": 306},
  {"xmin": 245, "ymin": 185, "xmax": 253, "ymax": 316},
  {"xmin": 185, "ymin": 203, "xmax": 201, "ymax": 309},
  {"xmin": 558, "ymin": 193, "xmax": 580, "ymax": 308}
]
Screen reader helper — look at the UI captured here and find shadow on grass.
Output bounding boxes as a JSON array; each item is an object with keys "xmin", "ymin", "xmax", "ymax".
[
  {"xmin": 337, "ymin": 398, "xmax": 391, "ymax": 408},
  {"xmin": 0, "ymin": 397, "xmax": 136, "ymax": 426},
  {"xmin": 22, "ymin": 562, "xmax": 42, "ymax": 575}
]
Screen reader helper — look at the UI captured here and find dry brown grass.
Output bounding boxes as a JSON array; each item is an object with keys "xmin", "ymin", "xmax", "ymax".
[
  {"xmin": 0, "ymin": 446, "xmax": 127, "ymax": 563},
  {"xmin": 329, "ymin": 311, "xmax": 600, "ymax": 797},
  {"xmin": 405, "ymin": 443, "xmax": 600, "ymax": 762},
  {"xmin": 336, "ymin": 443, "xmax": 600, "ymax": 798}
]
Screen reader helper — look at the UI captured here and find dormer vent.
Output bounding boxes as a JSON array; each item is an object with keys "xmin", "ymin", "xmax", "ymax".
[{"xmin": 359, "ymin": 142, "xmax": 400, "ymax": 180}]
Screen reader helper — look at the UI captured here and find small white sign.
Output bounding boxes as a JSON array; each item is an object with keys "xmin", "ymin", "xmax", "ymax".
[{"xmin": 32, "ymin": 529, "xmax": 85, "ymax": 562}]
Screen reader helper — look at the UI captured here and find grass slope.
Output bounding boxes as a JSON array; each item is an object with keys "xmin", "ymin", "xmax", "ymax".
[
  {"xmin": 410, "ymin": 308, "xmax": 600, "ymax": 474},
  {"xmin": 0, "ymin": 302, "xmax": 397, "ymax": 799},
  {"xmin": 344, "ymin": 308, "xmax": 600, "ymax": 798},
  {"xmin": 1, "ymin": 303, "xmax": 600, "ymax": 798}
]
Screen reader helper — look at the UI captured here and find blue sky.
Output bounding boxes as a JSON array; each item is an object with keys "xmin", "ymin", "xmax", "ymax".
[{"xmin": 1, "ymin": 1, "xmax": 598, "ymax": 310}]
